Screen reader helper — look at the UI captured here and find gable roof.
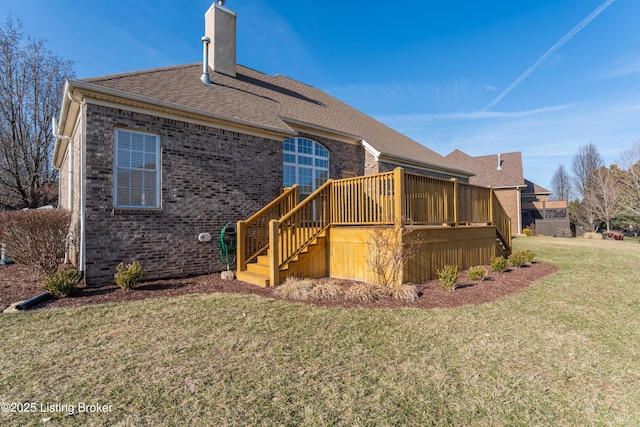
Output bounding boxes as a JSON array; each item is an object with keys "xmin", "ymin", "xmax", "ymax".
[
  {"xmin": 446, "ymin": 149, "xmax": 525, "ymax": 188},
  {"xmin": 54, "ymin": 63, "xmax": 471, "ymax": 178},
  {"xmin": 522, "ymin": 179, "xmax": 552, "ymax": 196}
]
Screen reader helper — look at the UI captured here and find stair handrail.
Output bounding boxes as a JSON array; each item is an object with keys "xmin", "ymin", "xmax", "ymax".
[
  {"xmin": 237, "ymin": 185, "xmax": 299, "ymax": 271},
  {"xmin": 491, "ymin": 191, "xmax": 512, "ymax": 255},
  {"xmin": 269, "ymin": 179, "xmax": 333, "ymax": 286}
]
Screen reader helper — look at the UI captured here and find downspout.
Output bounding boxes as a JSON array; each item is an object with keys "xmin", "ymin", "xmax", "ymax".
[
  {"xmin": 67, "ymin": 92, "xmax": 86, "ymax": 277},
  {"xmin": 52, "ymin": 117, "xmax": 72, "ymax": 263}
]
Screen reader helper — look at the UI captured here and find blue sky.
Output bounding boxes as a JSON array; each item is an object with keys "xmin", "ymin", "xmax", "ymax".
[{"xmin": 2, "ymin": 0, "xmax": 639, "ymax": 190}]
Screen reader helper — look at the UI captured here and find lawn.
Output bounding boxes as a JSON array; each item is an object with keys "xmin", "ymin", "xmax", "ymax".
[{"xmin": 1, "ymin": 237, "xmax": 639, "ymax": 426}]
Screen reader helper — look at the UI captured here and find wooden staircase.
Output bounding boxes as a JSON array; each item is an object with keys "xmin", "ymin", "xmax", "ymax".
[{"xmin": 236, "ymin": 233, "xmax": 326, "ymax": 287}]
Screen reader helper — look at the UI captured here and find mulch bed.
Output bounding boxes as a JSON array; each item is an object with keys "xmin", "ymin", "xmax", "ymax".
[{"xmin": 0, "ymin": 262, "xmax": 558, "ymax": 311}]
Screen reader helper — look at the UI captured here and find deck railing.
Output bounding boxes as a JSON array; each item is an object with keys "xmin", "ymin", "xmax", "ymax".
[
  {"xmin": 236, "ymin": 185, "xmax": 299, "ymax": 271},
  {"xmin": 331, "ymin": 171, "xmax": 396, "ymax": 224},
  {"xmin": 238, "ymin": 167, "xmax": 512, "ymax": 285},
  {"xmin": 269, "ymin": 180, "xmax": 332, "ymax": 286}
]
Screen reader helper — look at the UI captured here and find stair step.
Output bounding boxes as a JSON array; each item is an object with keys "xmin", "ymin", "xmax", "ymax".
[
  {"xmin": 246, "ymin": 261, "xmax": 271, "ymax": 276},
  {"xmin": 236, "ymin": 270, "xmax": 270, "ymax": 287}
]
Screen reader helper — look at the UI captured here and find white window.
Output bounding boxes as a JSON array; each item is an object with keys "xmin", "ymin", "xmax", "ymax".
[
  {"xmin": 114, "ymin": 129, "xmax": 161, "ymax": 208},
  {"xmin": 283, "ymin": 137, "xmax": 329, "ymax": 196}
]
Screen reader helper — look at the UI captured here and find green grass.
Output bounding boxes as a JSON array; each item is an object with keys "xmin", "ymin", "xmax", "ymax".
[{"xmin": 1, "ymin": 237, "xmax": 639, "ymax": 426}]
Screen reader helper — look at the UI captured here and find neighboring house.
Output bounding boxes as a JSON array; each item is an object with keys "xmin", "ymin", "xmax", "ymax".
[
  {"xmin": 521, "ymin": 180, "xmax": 571, "ymax": 237},
  {"xmin": 446, "ymin": 149, "xmax": 570, "ymax": 236},
  {"xmin": 52, "ymin": 1, "xmax": 474, "ymax": 286}
]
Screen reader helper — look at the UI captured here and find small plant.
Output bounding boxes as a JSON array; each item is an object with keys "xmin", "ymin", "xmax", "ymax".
[
  {"xmin": 522, "ymin": 227, "xmax": 532, "ymax": 237},
  {"xmin": 114, "ymin": 261, "xmax": 145, "ymax": 290},
  {"xmin": 490, "ymin": 256, "xmax": 508, "ymax": 273},
  {"xmin": 274, "ymin": 277, "xmax": 313, "ymax": 300},
  {"xmin": 468, "ymin": 265, "xmax": 488, "ymax": 283},
  {"xmin": 508, "ymin": 251, "xmax": 528, "ymax": 268},
  {"xmin": 583, "ymin": 232, "xmax": 602, "ymax": 240},
  {"xmin": 345, "ymin": 282, "xmax": 386, "ymax": 303},
  {"xmin": 387, "ymin": 284, "xmax": 418, "ymax": 302},
  {"xmin": 309, "ymin": 280, "xmax": 345, "ymax": 301},
  {"xmin": 522, "ymin": 249, "xmax": 535, "ymax": 264},
  {"xmin": 42, "ymin": 267, "xmax": 80, "ymax": 297},
  {"xmin": 437, "ymin": 265, "xmax": 459, "ymax": 291}
]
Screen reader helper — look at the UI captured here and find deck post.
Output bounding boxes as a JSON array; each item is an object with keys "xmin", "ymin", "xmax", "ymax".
[
  {"xmin": 488, "ymin": 187, "xmax": 494, "ymax": 226},
  {"xmin": 450, "ymin": 178, "xmax": 458, "ymax": 227},
  {"xmin": 236, "ymin": 220, "xmax": 246, "ymax": 271},
  {"xmin": 393, "ymin": 167, "xmax": 405, "ymax": 225},
  {"xmin": 269, "ymin": 219, "xmax": 280, "ymax": 286}
]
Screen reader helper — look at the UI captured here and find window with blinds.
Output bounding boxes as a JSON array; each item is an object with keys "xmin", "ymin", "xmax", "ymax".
[{"xmin": 114, "ymin": 129, "xmax": 160, "ymax": 208}]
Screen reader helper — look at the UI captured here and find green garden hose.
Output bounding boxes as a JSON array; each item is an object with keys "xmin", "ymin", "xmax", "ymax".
[{"xmin": 219, "ymin": 222, "xmax": 237, "ymax": 268}]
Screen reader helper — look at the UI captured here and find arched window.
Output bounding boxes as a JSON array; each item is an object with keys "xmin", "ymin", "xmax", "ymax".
[{"xmin": 283, "ymin": 137, "xmax": 329, "ymax": 197}]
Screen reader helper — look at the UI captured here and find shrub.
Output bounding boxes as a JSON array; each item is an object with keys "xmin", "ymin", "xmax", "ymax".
[
  {"xmin": 583, "ymin": 232, "xmax": 602, "ymax": 240},
  {"xmin": 437, "ymin": 265, "xmax": 459, "ymax": 291},
  {"xmin": 0, "ymin": 209, "xmax": 70, "ymax": 275},
  {"xmin": 509, "ymin": 251, "xmax": 528, "ymax": 268},
  {"xmin": 42, "ymin": 268, "xmax": 80, "ymax": 297},
  {"xmin": 387, "ymin": 284, "xmax": 418, "ymax": 302},
  {"xmin": 490, "ymin": 256, "xmax": 508, "ymax": 273},
  {"xmin": 114, "ymin": 261, "xmax": 145, "ymax": 290},
  {"xmin": 309, "ymin": 280, "xmax": 344, "ymax": 301},
  {"xmin": 468, "ymin": 265, "xmax": 488, "ymax": 283},
  {"xmin": 274, "ymin": 277, "xmax": 313, "ymax": 300},
  {"xmin": 345, "ymin": 282, "xmax": 386, "ymax": 303},
  {"xmin": 522, "ymin": 249, "xmax": 535, "ymax": 264},
  {"xmin": 522, "ymin": 227, "xmax": 532, "ymax": 237}
]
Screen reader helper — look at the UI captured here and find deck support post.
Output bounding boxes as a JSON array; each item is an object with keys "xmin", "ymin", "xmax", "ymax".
[
  {"xmin": 488, "ymin": 187, "xmax": 494, "ymax": 226},
  {"xmin": 236, "ymin": 220, "xmax": 246, "ymax": 271},
  {"xmin": 393, "ymin": 167, "xmax": 405, "ymax": 226},
  {"xmin": 269, "ymin": 219, "xmax": 280, "ymax": 287},
  {"xmin": 450, "ymin": 178, "xmax": 458, "ymax": 227}
]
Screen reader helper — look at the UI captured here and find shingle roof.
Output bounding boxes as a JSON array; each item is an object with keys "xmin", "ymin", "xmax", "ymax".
[
  {"xmin": 78, "ymin": 63, "xmax": 470, "ymax": 176},
  {"xmin": 446, "ymin": 149, "xmax": 525, "ymax": 188},
  {"xmin": 522, "ymin": 179, "xmax": 551, "ymax": 195}
]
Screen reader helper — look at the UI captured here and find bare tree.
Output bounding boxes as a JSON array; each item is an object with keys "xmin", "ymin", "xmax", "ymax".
[
  {"xmin": 571, "ymin": 143, "xmax": 603, "ymax": 200},
  {"xmin": 550, "ymin": 164, "xmax": 572, "ymax": 201},
  {"xmin": 618, "ymin": 141, "xmax": 640, "ymax": 220},
  {"xmin": 0, "ymin": 16, "xmax": 74, "ymax": 209},
  {"xmin": 585, "ymin": 166, "xmax": 621, "ymax": 232},
  {"xmin": 570, "ymin": 143, "xmax": 603, "ymax": 231}
]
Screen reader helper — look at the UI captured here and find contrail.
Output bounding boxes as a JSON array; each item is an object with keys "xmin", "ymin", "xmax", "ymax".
[{"xmin": 482, "ymin": 0, "xmax": 616, "ymax": 111}]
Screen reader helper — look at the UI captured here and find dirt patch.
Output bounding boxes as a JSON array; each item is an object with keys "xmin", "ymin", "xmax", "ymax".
[{"xmin": 0, "ymin": 262, "xmax": 557, "ymax": 311}]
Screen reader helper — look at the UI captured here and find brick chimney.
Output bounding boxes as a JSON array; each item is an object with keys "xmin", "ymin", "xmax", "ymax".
[{"xmin": 205, "ymin": 1, "xmax": 236, "ymax": 77}]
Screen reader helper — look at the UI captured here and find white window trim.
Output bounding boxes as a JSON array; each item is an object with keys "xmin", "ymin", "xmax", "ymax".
[
  {"xmin": 283, "ymin": 137, "xmax": 330, "ymax": 195},
  {"xmin": 113, "ymin": 128, "xmax": 161, "ymax": 209}
]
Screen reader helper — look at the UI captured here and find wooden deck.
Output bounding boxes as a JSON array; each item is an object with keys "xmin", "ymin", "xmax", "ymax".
[{"xmin": 236, "ymin": 168, "xmax": 512, "ymax": 287}]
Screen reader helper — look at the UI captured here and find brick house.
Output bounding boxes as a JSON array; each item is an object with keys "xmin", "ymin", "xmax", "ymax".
[{"xmin": 52, "ymin": 1, "xmax": 473, "ymax": 286}]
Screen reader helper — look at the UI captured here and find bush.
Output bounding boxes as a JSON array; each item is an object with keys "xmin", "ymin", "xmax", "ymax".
[
  {"xmin": 522, "ymin": 227, "xmax": 532, "ymax": 237},
  {"xmin": 468, "ymin": 265, "xmax": 488, "ymax": 283},
  {"xmin": 387, "ymin": 284, "xmax": 418, "ymax": 302},
  {"xmin": 309, "ymin": 280, "xmax": 344, "ymax": 301},
  {"xmin": 42, "ymin": 268, "xmax": 80, "ymax": 297},
  {"xmin": 583, "ymin": 232, "xmax": 602, "ymax": 240},
  {"xmin": 114, "ymin": 261, "xmax": 145, "ymax": 290},
  {"xmin": 437, "ymin": 265, "xmax": 459, "ymax": 291},
  {"xmin": 509, "ymin": 251, "xmax": 528, "ymax": 268},
  {"xmin": 490, "ymin": 256, "xmax": 508, "ymax": 273},
  {"xmin": 522, "ymin": 250, "xmax": 535, "ymax": 264},
  {"xmin": 345, "ymin": 282, "xmax": 386, "ymax": 303},
  {"xmin": 274, "ymin": 277, "xmax": 313, "ymax": 300},
  {"xmin": 0, "ymin": 209, "xmax": 70, "ymax": 275}
]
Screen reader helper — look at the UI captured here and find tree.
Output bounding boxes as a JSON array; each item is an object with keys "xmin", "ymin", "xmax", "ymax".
[
  {"xmin": 550, "ymin": 164, "xmax": 571, "ymax": 201},
  {"xmin": 618, "ymin": 141, "xmax": 640, "ymax": 220},
  {"xmin": 570, "ymin": 143, "xmax": 603, "ymax": 231},
  {"xmin": 571, "ymin": 143, "xmax": 603, "ymax": 200},
  {"xmin": 0, "ymin": 16, "xmax": 75, "ymax": 209},
  {"xmin": 585, "ymin": 166, "xmax": 621, "ymax": 232}
]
